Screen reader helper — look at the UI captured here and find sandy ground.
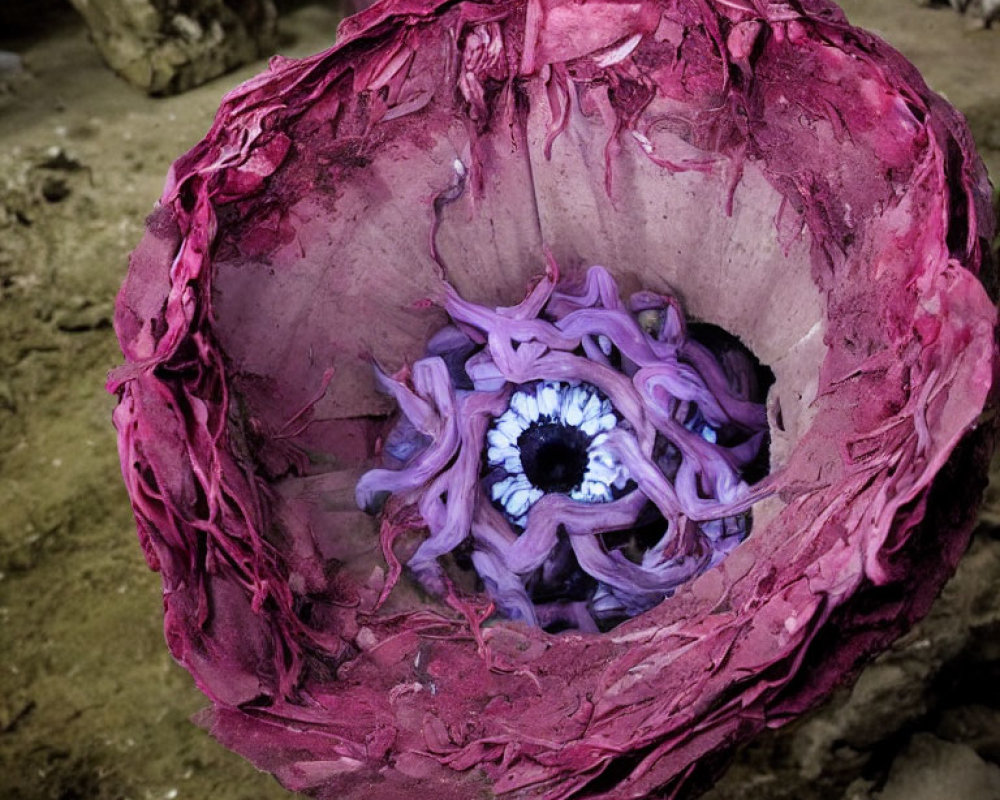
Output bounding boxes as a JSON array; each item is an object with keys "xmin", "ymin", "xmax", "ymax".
[{"xmin": 0, "ymin": 3, "xmax": 997, "ymax": 800}]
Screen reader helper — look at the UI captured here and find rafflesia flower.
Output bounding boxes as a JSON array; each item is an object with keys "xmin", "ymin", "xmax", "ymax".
[{"xmin": 109, "ymin": 0, "xmax": 998, "ymax": 798}]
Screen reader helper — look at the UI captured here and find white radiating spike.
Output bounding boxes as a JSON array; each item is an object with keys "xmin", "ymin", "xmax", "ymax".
[
  {"xmin": 538, "ymin": 383, "xmax": 559, "ymax": 418},
  {"xmin": 565, "ymin": 396, "xmax": 584, "ymax": 426},
  {"xmin": 510, "ymin": 392, "xmax": 531, "ymax": 422},
  {"xmin": 570, "ymin": 387, "xmax": 588, "ymax": 423},
  {"xmin": 506, "ymin": 488, "xmax": 533, "ymax": 517},
  {"xmin": 502, "ymin": 475, "xmax": 531, "ymax": 504},
  {"xmin": 487, "ymin": 443, "xmax": 518, "ymax": 464},
  {"xmin": 498, "ymin": 415, "xmax": 524, "ymax": 442},
  {"xmin": 491, "ymin": 477, "xmax": 514, "ymax": 500},
  {"xmin": 584, "ymin": 460, "xmax": 617, "ymax": 485},
  {"xmin": 597, "ymin": 335, "xmax": 613, "ymax": 356},
  {"xmin": 598, "ymin": 413, "xmax": 617, "ymax": 431},
  {"xmin": 523, "ymin": 393, "xmax": 539, "ymax": 422},
  {"xmin": 701, "ymin": 426, "xmax": 718, "ymax": 444},
  {"xmin": 581, "ymin": 417, "xmax": 601, "ymax": 437},
  {"xmin": 503, "ymin": 455, "xmax": 522, "ymax": 473},
  {"xmin": 488, "ymin": 428, "xmax": 512, "ymax": 448},
  {"xmin": 581, "ymin": 393, "xmax": 602, "ymax": 422},
  {"xmin": 558, "ymin": 388, "xmax": 572, "ymax": 424}
]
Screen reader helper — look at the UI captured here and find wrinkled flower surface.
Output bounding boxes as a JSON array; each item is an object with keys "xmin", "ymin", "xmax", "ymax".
[
  {"xmin": 359, "ymin": 264, "xmax": 772, "ymax": 632},
  {"xmin": 109, "ymin": 0, "xmax": 998, "ymax": 798}
]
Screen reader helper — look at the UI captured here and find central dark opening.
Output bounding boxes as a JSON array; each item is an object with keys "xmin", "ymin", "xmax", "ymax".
[{"xmin": 517, "ymin": 423, "xmax": 591, "ymax": 493}]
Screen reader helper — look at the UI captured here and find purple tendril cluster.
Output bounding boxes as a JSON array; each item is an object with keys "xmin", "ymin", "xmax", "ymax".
[{"xmin": 357, "ymin": 264, "xmax": 773, "ymax": 632}]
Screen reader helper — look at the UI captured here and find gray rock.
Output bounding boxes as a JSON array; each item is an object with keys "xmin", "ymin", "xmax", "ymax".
[
  {"xmin": 937, "ymin": 705, "xmax": 1000, "ymax": 763},
  {"xmin": 66, "ymin": 0, "xmax": 278, "ymax": 95},
  {"xmin": 789, "ymin": 532, "xmax": 1000, "ymax": 776},
  {"xmin": 923, "ymin": 0, "xmax": 1000, "ymax": 26},
  {"xmin": 701, "ymin": 530, "xmax": 1000, "ymax": 800},
  {"xmin": 877, "ymin": 734, "xmax": 1000, "ymax": 800}
]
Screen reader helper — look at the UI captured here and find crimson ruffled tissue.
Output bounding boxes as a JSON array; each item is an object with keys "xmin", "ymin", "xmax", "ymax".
[{"xmin": 108, "ymin": 0, "xmax": 998, "ymax": 798}]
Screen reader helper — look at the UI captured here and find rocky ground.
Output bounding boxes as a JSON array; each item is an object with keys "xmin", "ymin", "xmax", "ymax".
[{"xmin": 0, "ymin": 2, "xmax": 997, "ymax": 800}]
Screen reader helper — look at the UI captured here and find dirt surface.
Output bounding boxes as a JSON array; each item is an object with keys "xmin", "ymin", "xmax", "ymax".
[{"xmin": 0, "ymin": 3, "xmax": 997, "ymax": 800}]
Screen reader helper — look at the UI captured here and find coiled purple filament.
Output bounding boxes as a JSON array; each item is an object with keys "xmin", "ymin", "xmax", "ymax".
[{"xmin": 357, "ymin": 265, "xmax": 772, "ymax": 632}]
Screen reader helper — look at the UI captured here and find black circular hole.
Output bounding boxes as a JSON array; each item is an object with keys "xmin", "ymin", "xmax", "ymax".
[{"xmin": 517, "ymin": 422, "xmax": 591, "ymax": 493}]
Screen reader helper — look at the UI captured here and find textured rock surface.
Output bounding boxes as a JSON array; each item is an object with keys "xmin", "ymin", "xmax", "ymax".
[
  {"xmin": 925, "ymin": 0, "xmax": 1000, "ymax": 28},
  {"xmin": 701, "ymin": 522, "xmax": 1000, "ymax": 799},
  {"xmin": 878, "ymin": 734, "xmax": 1000, "ymax": 800},
  {"xmin": 67, "ymin": 0, "xmax": 278, "ymax": 94}
]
